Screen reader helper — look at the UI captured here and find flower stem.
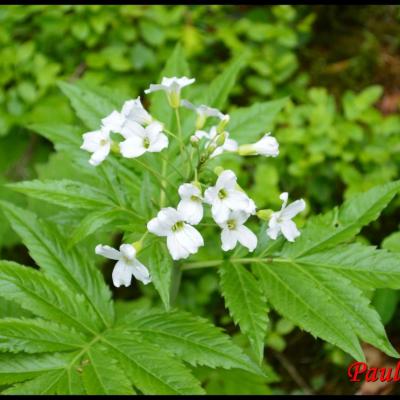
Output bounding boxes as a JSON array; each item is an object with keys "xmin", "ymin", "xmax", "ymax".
[
  {"xmin": 169, "ymin": 263, "xmax": 182, "ymax": 308},
  {"xmin": 175, "ymin": 108, "xmax": 184, "ymax": 153}
]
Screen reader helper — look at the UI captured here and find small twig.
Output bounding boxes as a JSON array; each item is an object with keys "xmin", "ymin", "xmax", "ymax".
[{"xmin": 272, "ymin": 349, "xmax": 314, "ymax": 395}]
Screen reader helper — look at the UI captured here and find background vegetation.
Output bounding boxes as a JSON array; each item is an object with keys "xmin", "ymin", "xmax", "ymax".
[{"xmin": 1, "ymin": 5, "xmax": 400, "ymax": 395}]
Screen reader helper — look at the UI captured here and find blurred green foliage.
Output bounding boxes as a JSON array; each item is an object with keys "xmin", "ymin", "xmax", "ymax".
[{"xmin": 1, "ymin": 5, "xmax": 400, "ymax": 394}]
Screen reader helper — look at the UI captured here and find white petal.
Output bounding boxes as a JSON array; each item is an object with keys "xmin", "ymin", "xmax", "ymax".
[
  {"xmin": 230, "ymin": 210, "xmax": 251, "ymax": 225},
  {"xmin": 178, "ymin": 199, "xmax": 203, "ymax": 225},
  {"xmin": 281, "ymin": 220, "xmax": 301, "ymax": 242},
  {"xmin": 224, "ymin": 190, "xmax": 252, "ymax": 212},
  {"xmin": 95, "ymin": 244, "xmax": 121, "ymax": 260},
  {"xmin": 254, "ymin": 134, "xmax": 279, "ymax": 157},
  {"xmin": 119, "ymin": 244, "xmax": 136, "ymax": 261},
  {"xmin": 175, "ymin": 224, "xmax": 204, "ymax": 254},
  {"xmin": 81, "ymin": 130, "xmax": 104, "ymax": 152},
  {"xmin": 120, "ymin": 120, "xmax": 145, "ymax": 139},
  {"xmin": 167, "ymin": 233, "xmax": 190, "ymax": 260},
  {"xmin": 204, "ymin": 186, "xmax": 218, "ymax": 205},
  {"xmin": 122, "ymin": 97, "xmax": 152, "ymax": 125},
  {"xmin": 221, "ymin": 228, "xmax": 238, "ymax": 251},
  {"xmin": 112, "ymin": 260, "xmax": 133, "ymax": 288},
  {"xmin": 147, "ymin": 207, "xmax": 180, "ymax": 236},
  {"xmin": 89, "ymin": 143, "xmax": 110, "ymax": 166},
  {"xmin": 119, "ymin": 137, "xmax": 147, "ymax": 158},
  {"xmin": 178, "ymin": 183, "xmax": 201, "ymax": 200},
  {"xmin": 267, "ymin": 215, "xmax": 281, "ymax": 240},
  {"xmin": 281, "ymin": 199, "xmax": 306, "ymax": 220},
  {"xmin": 194, "ymin": 130, "xmax": 210, "ymax": 140},
  {"xmin": 132, "ymin": 259, "xmax": 152, "ymax": 285},
  {"xmin": 217, "ymin": 170, "xmax": 237, "ymax": 190},
  {"xmin": 211, "ymin": 200, "xmax": 230, "ymax": 224},
  {"xmin": 236, "ymin": 225, "xmax": 257, "ymax": 252},
  {"xmin": 279, "ymin": 192, "xmax": 289, "ymax": 208},
  {"xmin": 210, "ymin": 146, "xmax": 223, "ymax": 159},
  {"xmin": 144, "ymin": 83, "xmax": 168, "ymax": 94},
  {"xmin": 223, "ymin": 138, "xmax": 238, "ymax": 152},
  {"xmin": 102, "ymin": 111, "xmax": 124, "ymax": 132},
  {"xmin": 148, "ymin": 133, "xmax": 168, "ymax": 153}
]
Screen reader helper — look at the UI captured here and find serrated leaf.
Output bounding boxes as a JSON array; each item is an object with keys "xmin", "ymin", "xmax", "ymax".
[
  {"xmin": 8, "ymin": 179, "xmax": 115, "ymax": 210},
  {"xmin": 0, "ymin": 352, "xmax": 70, "ymax": 386},
  {"xmin": 253, "ymin": 261, "xmax": 365, "ymax": 361},
  {"xmin": 229, "ymin": 98, "xmax": 287, "ymax": 143},
  {"xmin": 202, "ymin": 55, "xmax": 248, "ymax": 109},
  {"xmin": 68, "ymin": 208, "xmax": 125, "ymax": 247},
  {"xmin": 4, "ymin": 362, "xmax": 86, "ymax": 395},
  {"xmin": 58, "ymin": 81, "xmax": 117, "ymax": 130},
  {"xmin": 0, "ymin": 261, "xmax": 100, "ymax": 335},
  {"xmin": 144, "ymin": 241, "xmax": 172, "ymax": 310},
  {"xmin": 102, "ymin": 330, "xmax": 205, "ymax": 395},
  {"xmin": 119, "ymin": 309, "xmax": 263, "ymax": 375},
  {"xmin": 283, "ymin": 180, "xmax": 400, "ymax": 258},
  {"xmin": 82, "ymin": 345, "xmax": 135, "ymax": 395},
  {"xmin": 0, "ymin": 318, "xmax": 86, "ymax": 353},
  {"xmin": 219, "ymin": 262, "xmax": 269, "ymax": 364},
  {"xmin": 296, "ymin": 243, "xmax": 400, "ymax": 290},
  {"xmin": 0, "ymin": 202, "xmax": 114, "ymax": 328},
  {"xmin": 29, "ymin": 123, "xmax": 82, "ymax": 147}
]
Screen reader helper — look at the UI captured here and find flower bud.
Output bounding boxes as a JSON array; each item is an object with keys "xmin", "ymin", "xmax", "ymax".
[
  {"xmin": 195, "ymin": 114, "xmax": 206, "ymax": 130},
  {"xmin": 168, "ymin": 91, "xmax": 180, "ymax": 108},
  {"xmin": 207, "ymin": 143, "xmax": 217, "ymax": 155},
  {"xmin": 190, "ymin": 135, "xmax": 200, "ymax": 147},
  {"xmin": 215, "ymin": 132, "xmax": 226, "ymax": 147},
  {"xmin": 217, "ymin": 114, "xmax": 230, "ymax": 134},
  {"xmin": 256, "ymin": 209, "xmax": 273, "ymax": 221}
]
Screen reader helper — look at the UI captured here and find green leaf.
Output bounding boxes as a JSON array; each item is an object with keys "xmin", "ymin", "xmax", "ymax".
[
  {"xmin": 0, "ymin": 202, "xmax": 114, "ymax": 328},
  {"xmin": 229, "ymin": 98, "xmax": 288, "ymax": 143},
  {"xmin": 3, "ymin": 363, "xmax": 85, "ymax": 395},
  {"xmin": 119, "ymin": 309, "xmax": 263, "ymax": 375},
  {"xmin": 202, "ymin": 55, "xmax": 248, "ymax": 109},
  {"xmin": 58, "ymin": 81, "xmax": 116, "ymax": 130},
  {"xmin": 102, "ymin": 330, "xmax": 205, "ymax": 395},
  {"xmin": 283, "ymin": 180, "xmax": 400, "ymax": 258},
  {"xmin": 68, "ymin": 208, "xmax": 125, "ymax": 247},
  {"xmin": 29, "ymin": 123, "xmax": 82, "ymax": 147},
  {"xmin": 219, "ymin": 262, "xmax": 269, "ymax": 364},
  {"xmin": 0, "ymin": 318, "xmax": 86, "ymax": 353},
  {"xmin": 253, "ymin": 262, "xmax": 365, "ymax": 361},
  {"xmin": 82, "ymin": 345, "xmax": 135, "ymax": 395},
  {"xmin": 144, "ymin": 241, "xmax": 172, "ymax": 310},
  {"xmin": 296, "ymin": 243, "xmax": 400, "ymax": 289},
  {"xmin": 0, "ymin": 353, "xmax": 70, "ymax": 386},
  {"xmin": 0, "ymin": 261, "xmax": 100, "ymax": 335},
  {"xmin": 8, "ymin": 179, "xmax": 115, "ymax": 210},
  {"xmin": 372, "ymin": 289, "xmax": 399, "ymax": 325}
]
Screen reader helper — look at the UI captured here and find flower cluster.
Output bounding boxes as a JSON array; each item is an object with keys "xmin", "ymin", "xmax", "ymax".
[{"xmin": 83, "ymin": 76, "xmax": 306, "ymax": 288}]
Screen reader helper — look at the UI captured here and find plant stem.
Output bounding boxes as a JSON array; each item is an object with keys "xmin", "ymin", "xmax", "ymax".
[
  {"xmin": 160, "ymin": 158, "xmax": 167, "ymax": 207},
  {"xmin": 175, "ymin": 107, "xmax": 184, "ymax": 153},
  {"xmin": 169, "ymin": 263, "xmax": 182, "ymax": 308}
]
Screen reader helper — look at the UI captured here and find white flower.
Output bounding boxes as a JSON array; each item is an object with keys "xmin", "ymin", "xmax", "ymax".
[
  {"xmin": 194, "ymin": 126, "xmax": 238, "ymax": 158},
  {"xmin": 101, "ymin": 110, "xmax": 125, "ymax": 133},
  {"xmin": 95, "ymin": 244, "xmax": 151, "ymax": 287},
  {"xmin": 120, "ymin": 97, "xmax": 152, "ymax": 126},
  {"xmin": 145, "ymin": 76, "xmax": 195, "ymax": 95},
  {"xmin": 81, "ymin": 126, "xmax": 112, "ymax": 166},
  {"xmin": 252, "ymin": 133, "xmax": 279, "ymax": 157},
  {"xmin": 204, "ymin": 170, "xmax": 256, "ymax": 224},
  {"xmin": 267, "ymin": 192, "xmax": 306, "ymax": 242},
  {"xmin": 177, "ymin": 183, "xmax": 203, "ymax": 225},
  {"xmin": 181, "ymin": 99, "xmax": 226, "ymax": 129},
  {"xmin": 238, "ymin": 132, "xmax": 279, "ymax": 157},
  {"xmin": 145, "ymin": 77, "xmax": 195, "ymax": 108},
  {"xmin": 119, "ymin": 120, "xmax": 168, "ymax": 158},
  {"xmin": 218, "ymin": 210, "xmax": 257, "ymax": 252},
  {"xmin": 147, "ymin": 207, "xmax": 204, "ymax": 260}
]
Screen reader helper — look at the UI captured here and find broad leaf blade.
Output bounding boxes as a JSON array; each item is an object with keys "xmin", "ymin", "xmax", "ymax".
[
  {"xmin": 219, "ymin": 262, "xmax": 269, "ymax": 364},
  {"xmin": 283, "ymin": 180, "xmax": 400, "ymax": 258}
]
